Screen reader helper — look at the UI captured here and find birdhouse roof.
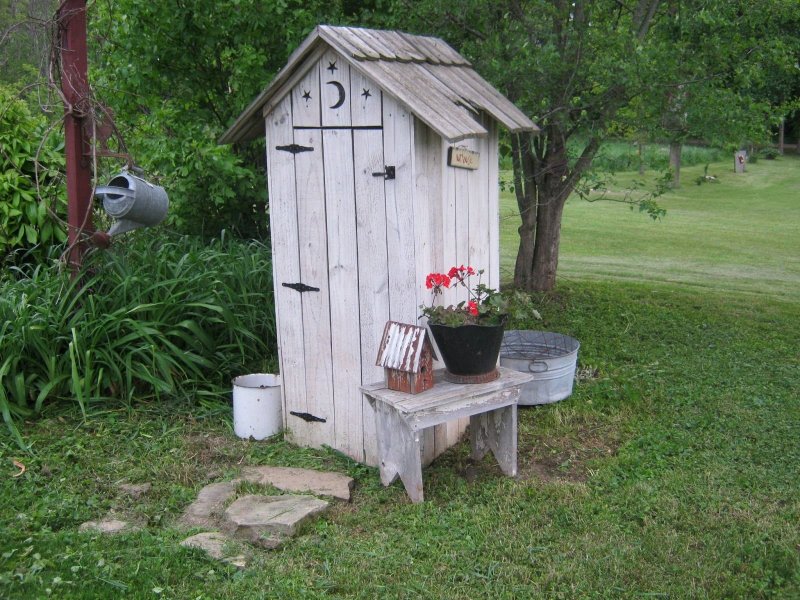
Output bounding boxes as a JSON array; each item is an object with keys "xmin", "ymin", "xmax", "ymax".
[
  {"xmin": 376, "ymin": 321, "xmax": 436, "ymax": 374},
  {"xmin": 219, "ymin": 25, "xmax": 538, "ymax": 145}
]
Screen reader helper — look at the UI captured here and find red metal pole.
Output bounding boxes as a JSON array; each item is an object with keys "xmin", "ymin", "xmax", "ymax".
[{"xmin": 58, "ymin": 0, "xmax": 94, "ymax": 274}]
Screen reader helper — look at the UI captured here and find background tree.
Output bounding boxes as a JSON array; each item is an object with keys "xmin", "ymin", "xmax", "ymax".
[
  {"xmin": 641, "ymin": 0, "xmax": 799, "ymax": 187},
  {"xmin": 88, "ymin": 0, "xmax": 377, "ymax": 238},
  {"xmin": 0, "ymin": 0, "xmax": 54, "ymax": 86},
  {"xmin": 386, "ymin": 0, "xmax": 800, "ymax": 290},
  {"xmin": 384, "ymin": 0, "xmax": 666, "ymax": 291}
]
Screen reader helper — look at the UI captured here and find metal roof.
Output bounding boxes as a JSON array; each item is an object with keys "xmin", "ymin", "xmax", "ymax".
[
  {"xmin": 219, "ymin": 25, "xmax": 538, "ymax": 145},
  {"xmin": 376, "ymin": 321, "xmax": 435, "ymax": 374}
]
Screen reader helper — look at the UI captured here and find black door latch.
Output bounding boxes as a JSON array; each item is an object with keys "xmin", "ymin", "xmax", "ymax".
[{"xmin": 372, "ymin": 165, "xmax": 395, "ymax": 180}]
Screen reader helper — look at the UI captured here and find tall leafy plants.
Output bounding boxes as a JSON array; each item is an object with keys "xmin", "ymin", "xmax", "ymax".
[
  {"xmin": 0, "ymin": 232, "xmax": 277, "ymax": 447},
  {"xmin": 0, "ymin": 85, "xmax": 67, "ymax": 264}
]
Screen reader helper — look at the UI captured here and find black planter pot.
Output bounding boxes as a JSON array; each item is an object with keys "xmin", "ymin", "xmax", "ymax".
[{"xmin": 428, "ymin": 323, "xmax": 505, "ymax": 382}]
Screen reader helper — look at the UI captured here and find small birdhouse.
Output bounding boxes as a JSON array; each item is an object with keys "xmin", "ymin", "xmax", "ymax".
[{"xmin": 376, "ymin": 321, "xmax": 436, "ymax": 394}]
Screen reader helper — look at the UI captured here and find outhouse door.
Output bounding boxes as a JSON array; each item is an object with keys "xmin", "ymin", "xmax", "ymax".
[{"xmin": 265, "ymin": 51, "xmax": 396, "ymax": 461}]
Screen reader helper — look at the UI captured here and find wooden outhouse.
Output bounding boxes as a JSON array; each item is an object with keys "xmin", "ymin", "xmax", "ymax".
[{"xmin": 220, "ymin": 25, "xmax": 537, "ymax": 465}]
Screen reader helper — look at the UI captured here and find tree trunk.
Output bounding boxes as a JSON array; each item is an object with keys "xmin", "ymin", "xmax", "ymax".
[
  {"xmin": 530, "ymin": 184, "xmax": 566, "ymax": 291},
  {"xmin": 511, "ymin": 133, "xmax": 537, "ymax": 289},
  {"xmin": 511, "ymin": 131, "xmax": 599, "ymax": 292},
  {"xmin": 669, "ymin": 141, "xmax": 682, "ymax": 188},
  {"xmin": 638, "ymin": 138, "xmax": 645, "ymax": 175},
  {"xmin": 778, "ymin": 117, "xmax": 785, "ymax": 154}
]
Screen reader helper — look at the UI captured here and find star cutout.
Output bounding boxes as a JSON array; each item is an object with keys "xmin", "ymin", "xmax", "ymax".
[
  {"xmin": 361, "ymin": 88, "xmax": 371, "ymax": 99},
  {"xmin": 327, "ymin": 60, "xmax": 338, "ymax": 73},
  {"xmin": 302, "ymin": 90, "xmax": 312, "ymax": 102}
]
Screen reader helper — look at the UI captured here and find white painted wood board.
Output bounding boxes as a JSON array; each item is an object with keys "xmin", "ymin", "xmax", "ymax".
[
  {"xmin": 487, "ymin": 116, "xmax": 500, "ymax": 289},
  {"xmin": 293, "ymin": 126, "xmax": 335, "ymax": 448},
  {"xmin": 350, "ymin": 70, "xmax": 382, "ymax": 127},
  {"xmin": 354, "ymin": 128, "xmax": 389, "ymax": 465},
  {"xmin": 265, "ymin": 94, "xmax": 308, "ymax": 444},
  {"xmin": 320, "ymin": 50, "xmax": 351, "ymax": 128},
  {"xmin": 291, "ymin": 60, "xmax": 321, "ymax": 128},
  {"xmin": 382, "ymin": 95, "xmax": 417, "ymax": 325},
  {"xmin": 323, "ymin": 128, "xmax": 362, "ymax": 460}
]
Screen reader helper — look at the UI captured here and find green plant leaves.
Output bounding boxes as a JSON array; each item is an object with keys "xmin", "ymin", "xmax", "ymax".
[{"xmin": 0, "ymin": 232, "xmax": 277, "ymax": 448}]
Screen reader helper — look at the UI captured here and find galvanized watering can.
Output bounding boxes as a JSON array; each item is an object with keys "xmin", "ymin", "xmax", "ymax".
[{"xmin": 95, "ymin": 171, "xmax": 168, "ymax": 236}]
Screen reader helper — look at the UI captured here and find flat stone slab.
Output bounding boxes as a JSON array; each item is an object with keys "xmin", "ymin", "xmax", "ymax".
[
  {"xmin": 239, "ymin": 466, "xmax": 354, "ymax": 501},
  {"xmin": 179, "ymin": 481, "xmax": 238, "ymax": 528},
  {"xmin": 223, "ymin": 494, "xmax": 328, "ymax": 547},
  {"xmin": 180, "ymin": 532, "xmax": 247, "ymax": 569},
  {"xmin": 118, "ymin": 482, "xmax": 152, "ymax": 499},
  {"xmin": 79, "ymin": 517, "xmax": 139, "ymax": 535}
]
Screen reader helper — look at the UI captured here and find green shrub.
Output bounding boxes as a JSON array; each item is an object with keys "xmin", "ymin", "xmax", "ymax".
[
  {"xmin": 585, "ymin": 141, "xmax": 726, "ymax": 173},
  {"xmin": 0, "ymin": 232, "xmax": 276, "ymax": 446},
  {"xmin": 0, "ymin": 86, "xmax": 67, "ymax": 263},
  {"xmin": 758, "ymin": 147, "xmax": 781, "ymax": 160}
]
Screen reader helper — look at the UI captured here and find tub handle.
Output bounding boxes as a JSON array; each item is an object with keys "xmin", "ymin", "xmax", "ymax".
[{"xmin": 528, "ymin": 360, "xmax": 549, "ymax": 373}]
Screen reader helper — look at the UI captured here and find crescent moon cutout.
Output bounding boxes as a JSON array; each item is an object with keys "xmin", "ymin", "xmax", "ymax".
[{"xmin": 327, "ymin": 81, "xmax": 346, "ymax": 109}]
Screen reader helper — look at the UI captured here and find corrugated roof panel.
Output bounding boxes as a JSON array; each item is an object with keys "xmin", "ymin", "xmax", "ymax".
[{"xmin": 376, "ymin": 322, "xmax": 432, "ymax": 373}]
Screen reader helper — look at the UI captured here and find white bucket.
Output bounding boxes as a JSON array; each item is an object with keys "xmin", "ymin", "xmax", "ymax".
[{"xmin": 232, "ymin": 374, "xmax": 282, "ymax": 440}]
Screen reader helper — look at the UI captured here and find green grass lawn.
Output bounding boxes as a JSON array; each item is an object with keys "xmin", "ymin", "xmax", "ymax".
[
  {"xmin": 501, "ymin": 155, "xmax": 800, "ymax": 299},
  {"xmin": 1, "ymin": 155, "xmax": 799, "ymax": 599}
]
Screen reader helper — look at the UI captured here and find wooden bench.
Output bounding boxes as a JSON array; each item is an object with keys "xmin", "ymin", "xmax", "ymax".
[{"xmin": 361, "ymin": 367, "xmax": 534, "ymax": 503}]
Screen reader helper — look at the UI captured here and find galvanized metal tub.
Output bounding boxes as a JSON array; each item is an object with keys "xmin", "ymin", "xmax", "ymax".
[{"xmin": 500, "ymin": 330, "xmax": 579, "ymax": 405}]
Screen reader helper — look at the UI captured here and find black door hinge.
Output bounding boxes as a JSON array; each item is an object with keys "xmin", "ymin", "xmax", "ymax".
[
  {"xmin": 282, "ymin": 282, "xmax": 320, "ymax": 293},
  {"xmin": 290, "ymin": 411, "xmax": 327, "ymax": 423},
  {"xmin": 276, "ymin": 144, "xmax": 314, "ymax": 154}
]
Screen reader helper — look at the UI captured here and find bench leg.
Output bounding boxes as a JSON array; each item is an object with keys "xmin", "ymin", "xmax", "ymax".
[
  {"xmin": 470, "ymin": 405, "xmax": 517, "ymax": 477},
  {"xmin": 374, "ymin": 402, "xmax": 424, "ymax": 503}
]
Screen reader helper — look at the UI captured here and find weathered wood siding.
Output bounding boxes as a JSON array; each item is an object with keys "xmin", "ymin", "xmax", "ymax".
[{"xmin": 265, "ymin": 49, "xmax": 501, "ymax": 466}]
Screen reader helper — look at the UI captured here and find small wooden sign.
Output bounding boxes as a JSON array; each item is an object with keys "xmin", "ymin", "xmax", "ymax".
[{"xmin": 447, "ymin": 146, "xmax": 480, "ymax": 170}]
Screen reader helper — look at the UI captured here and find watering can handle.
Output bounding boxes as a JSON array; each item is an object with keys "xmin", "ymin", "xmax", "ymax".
[
  {"xmin": 95, "ymin": 186, "xmax": 134, "ymax": 197},
  {"xmin": 528, "ymin": 360, "xmax": 549, "ymax": 373}
]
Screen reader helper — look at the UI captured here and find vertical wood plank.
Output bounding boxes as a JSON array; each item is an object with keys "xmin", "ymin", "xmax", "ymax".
[
  {"xmin": 454, "ymin": 144, "xmax": 471, "ymax": 299},
  {"xmin": 350, "ymin": 70, "xmax": 382, "ymax": 127},
  {"xmin": 412, "ymin": 119, "xmax": 440, "ymax": 465},
  {"xmin": 382, "ymin": 95, "xmax": 417, "ymax": 324},
  {"xmin": 323, "ymin": 128, "xmax": 363, "ymax": 460},
  {"xmin": 449, "ymin": 137, "xmax": 474, "ymax": 448},
  {"xmin": 440, "ymin": 139, "xmax": 458, "ymax": 311},
  {"xmin": 265, "ymin": 95, "xmax": 308, "ymax": 444},
  {"xmin": 291, "ymin": 61, "xmax": 321, "ymax": 128},
  {"xmin": 320, "ymin": 50, "xmax": 352, "ymax": 128},
  {"xmin": 486, "ymin": 116, "xmax": 501, "ymax": 290},
  {"xmin": 439, "ymin": 138, "xmax": 461, "ymax": 449},
  {"xmin": 294, "ymin": 126, "xmax": 335, "ymax": 448},
  {"xmin": 467, "ymin": 133, "xmax": 490, "ymax": 291},
  {"xmin": 354, "ymin": 128, "xmax": 389, "ymax": 465}
]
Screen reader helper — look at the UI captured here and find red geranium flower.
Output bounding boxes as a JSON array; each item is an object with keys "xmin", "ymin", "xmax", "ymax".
[
  {"xmin": 425, "ymin": 273, "xmax": 451, "ymax": 292},
  {"xmin": 468, "ymin": 301, "xmax": 479, "ymax": 316}
]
